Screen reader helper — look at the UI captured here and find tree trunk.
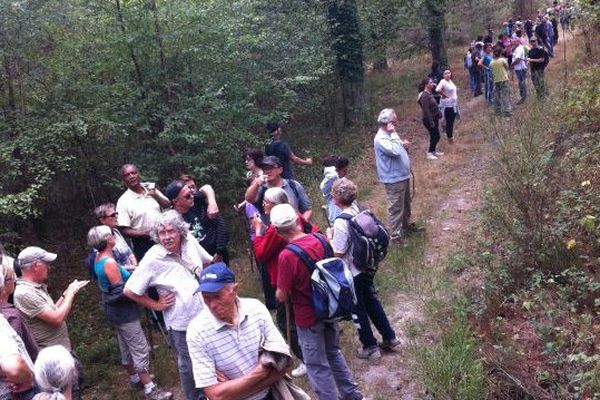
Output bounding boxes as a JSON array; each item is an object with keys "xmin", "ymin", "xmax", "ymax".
[
  {"xmin": 514, "ymin": 0, "xmax": 528, "ymax": 19},
  {"xmin": 373, "ymin": 58, "xmax": 389, "ymax": 72},
  {"xmin": 3, "ymin": 57, "xmax": 16, "ymax": 113},
  {"xmin": 148, "ymin": 0, "xmax": 170, "ymax": 104},
  {"xmin": 325, "ymin": 0, "xmax": 367, "ymax": 128},
  {"xmin": 114, "ymin": 0, "xmax": 146, "ymax": 94},
  {"xmin": 423, "ymin": 0, "xmax": 449, "ymax": 69}
]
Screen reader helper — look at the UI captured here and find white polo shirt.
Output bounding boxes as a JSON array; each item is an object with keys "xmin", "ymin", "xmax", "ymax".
[
  {"xmin": 187, "ymin": 297, "xmax": 286, "ymax": 400},
  {"xmin": 125, "ymin": 233, "xmax": 212, "ymax": 331},
  {"xmin": 116, "ymin": 188, "xmax": 167, "ymax": 231},
  {"xmin": 0, "ymin": 315, "xmax": 33, "ymax": 399}
]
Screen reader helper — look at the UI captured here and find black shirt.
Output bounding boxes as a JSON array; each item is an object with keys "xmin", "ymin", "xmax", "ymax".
[
  {"xmin": 528, "ymin": 48, "xmax": 549, "ymax": 71},
  {"xmin": 265, "ymin": 139, "xmax": 293, "ymax": 179},
  {"xmin": 183, "ymin": 193, "xmax": 229, "ymax": 263}
]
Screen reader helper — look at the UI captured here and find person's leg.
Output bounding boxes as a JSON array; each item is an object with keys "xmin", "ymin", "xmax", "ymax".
[
  {"xmin": 516, "ymin": 70, "xmax": 527, "ymax": 101},
  {"xmin": 538, "ymin": 71, "xmax": 546, "ymax": 98},
  {"xmin": 431, "ymin": 123, "xmax": 440, "ymax": 152},
  {"xmin": 499, "ymin": 82, "xmax": 512, "ymax": 115},
  {"xmin": 323, "ymin": 322, "xmax": 362, "ymax": 400},
  {"xmin": 401, "ymin": 179, "xmax": 412, "ymax": 231},
  {"xmin": 531, "ymin": 70, "xmax": 540, "ymax": 98},
  {"xmin": 297, "ymin": 323, "xmax": 340, "ymax": 400},
  {"xmin": 361, "ymin": 272, "xmax": 396, "ymax": 341},
  {"xmin": 258, "ymin": 263, "xmax": 277, "ymax": 310},
  {"xmin": 352, "ymin": 273, "xmax": 378, "ymax": 349},
  {"xmin": 169, "ymin": 330, "xmax": 201, "ymax": 400},
  {"xmin": 384, "ymin": 182, "xmax": 403, "ymax": 240},
  {"xmin": 444, "ymin": 107, "xmax": 456, "ymax": 139},
  {"xmin": 493, "ymin": 83, "xmax": 501, "ymax": 114},
  {"xmin": 276, "ymin": 301, "xmax": 303, "ymax": 361},
  {"xmin": 487, "ymin": 71, "xmax": 495, "ymax": 104}
]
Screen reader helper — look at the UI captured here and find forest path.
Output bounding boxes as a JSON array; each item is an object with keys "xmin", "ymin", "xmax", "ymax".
[
  {"xmin": 349, "ymin": 33, "xmax": 575, "ymax": 399},
  {"xmin": 347, "ymin": 72, "xmax": 489, "ymax": 399}
]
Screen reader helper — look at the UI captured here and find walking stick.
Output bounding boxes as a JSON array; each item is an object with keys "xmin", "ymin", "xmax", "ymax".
[{"xmin": 285, "ymin": 300, "xmax": 292, "ymax": 345}]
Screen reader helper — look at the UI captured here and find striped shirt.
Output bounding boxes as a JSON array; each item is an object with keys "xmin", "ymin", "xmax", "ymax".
[{"xmin": 186, "ymin": 297, "xmax": 286, "ymax": 400}]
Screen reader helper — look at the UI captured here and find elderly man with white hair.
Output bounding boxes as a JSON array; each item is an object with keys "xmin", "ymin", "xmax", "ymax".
[
  {"xmin": 373, "ymin": 108, "xmax": 417, "ymax": 243},
  {"xmin": 124, "ymin": 210, "xmax": 213, "ymax": 400}
]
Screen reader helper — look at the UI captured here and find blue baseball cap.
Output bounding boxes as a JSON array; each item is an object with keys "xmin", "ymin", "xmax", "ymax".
[{"xmin": 196, "ymin": 262, "xmax": 236, "ymax": 293}]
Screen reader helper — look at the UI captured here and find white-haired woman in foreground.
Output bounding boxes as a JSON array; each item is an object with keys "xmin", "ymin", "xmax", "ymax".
[{"xmin": 32, "ymin": 345, "xmax": 75, "ymax": 400}]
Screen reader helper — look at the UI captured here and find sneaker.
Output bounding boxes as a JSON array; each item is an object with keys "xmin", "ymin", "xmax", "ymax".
[
  {"xmin": 145, "ymin": 387, "xmax": 172, "ymax": 400},
  {"xmin": 379, "ymin": 337, "xmax": 403, "ymax": 352},
  {"xmin": 405, "ymin": 223, "xmax": 424, "ymax": 235},
  {"xmin": 356, "ymin": 346, "xmax": 381, "ymax": 360},
  {"xmin": 131, "ymin": 375, "xmax": 156, "ymax": 390},
  {"xmin": 434, "ymin": 151, "xmax": 444, "ymax": 156},
  {"xmin": 426, "ymin": 152, "xmax": 438, "ymax": 160},
  {"xmin": 516, "ymin": 98, "xmax": 526, "ymax": 105},
  {"xmin": 291, "ymin": 362, "xmax": 307, "ymax": 378}
]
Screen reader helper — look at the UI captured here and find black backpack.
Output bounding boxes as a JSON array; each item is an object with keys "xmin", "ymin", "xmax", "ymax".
[{"xmin": 336, "ymin": 209, "xmax": 389, "ymax": 272}]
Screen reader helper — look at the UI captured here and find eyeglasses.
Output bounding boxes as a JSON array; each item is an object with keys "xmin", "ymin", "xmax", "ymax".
[{"xmin": 107, "ymin": 212, "xmax": 118, "ymax": 218}]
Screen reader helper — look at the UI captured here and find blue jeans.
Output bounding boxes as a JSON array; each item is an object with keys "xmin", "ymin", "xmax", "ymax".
[
  {"xmin": 484, "ymin": 69, "xmax": 494, "ymax": 104},
  {"xmin": 297, "ymin": 322, "xmax": 362, "ymax": 400},
  {"xmin": 515, "ymin": 69, "xmax": 528, "ymax": 100},
  {"xmin": 352, "ymin": 272, "xmax": 396, "ymax": 348},
  {"xmin": 169, "ymin": 329, "xmax": 202, "ymax": 400},
  {"xmin": 468, "ymin": 69, "xmax": 476, "ymax": 94}
]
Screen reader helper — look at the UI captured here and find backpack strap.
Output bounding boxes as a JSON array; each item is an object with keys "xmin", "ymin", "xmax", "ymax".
[
  {"xmin": 285, "ymin": 243, "xmax": 317, "ymax": 276},
  {"xmin": 286, "ymin": 179, "xmax": 301, "ymax": 201},
  {"xmin": 285, "ymin": 233, "xmax": 333, "ymax": 274}
]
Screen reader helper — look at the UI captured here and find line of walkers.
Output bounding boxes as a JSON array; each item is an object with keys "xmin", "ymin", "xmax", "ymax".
[{"xmin": 465, "ymin": 6, "xmax": 561, "ymax": 117}]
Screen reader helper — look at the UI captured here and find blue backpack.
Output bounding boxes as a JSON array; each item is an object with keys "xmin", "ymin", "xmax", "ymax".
[{"xmin": 286, "ymin": 234, "xmax": 357, "ymax": 322}]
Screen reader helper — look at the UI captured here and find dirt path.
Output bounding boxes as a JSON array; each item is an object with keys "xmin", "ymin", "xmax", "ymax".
[{"xmin": 348, "ymin": 34, "xmax": 575, "ymax": 399}]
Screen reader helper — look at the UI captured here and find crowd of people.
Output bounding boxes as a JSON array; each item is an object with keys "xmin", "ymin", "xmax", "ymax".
[
  {"xmin": 0, "ymin": 3, "xmax": 572, "ymax": 399},
  {"xmin": 462, "ymin": 3, "xmax": 572, "ymax": 117},
  {"xmin": 0, "ymin": 106, "xmax": 420, "ymax": 400}
]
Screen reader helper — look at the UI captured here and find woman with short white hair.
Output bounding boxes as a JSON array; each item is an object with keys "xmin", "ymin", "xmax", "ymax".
[{"xmin": 32, "ymin": 345, "xmax": 75, "ymax": 400}]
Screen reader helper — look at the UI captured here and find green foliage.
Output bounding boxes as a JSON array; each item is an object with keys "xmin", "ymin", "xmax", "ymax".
[
  {"xmin": 415, "ymin": 301, "xmax": 487, "ymax": 400},
  {"xmin": 0, "ymin": 0, "xmax": 335, "ymax": 240}
]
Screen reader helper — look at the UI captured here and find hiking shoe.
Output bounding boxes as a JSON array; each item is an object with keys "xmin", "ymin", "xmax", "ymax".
[
  {"xmin": 448, "ymin": 137, "xmax": 454, "ymax": 144},
  {"xmin": 356, "ymin": 346, "xmax": 381, "ymax": 360},
  {"xmin": 434, "ymin": 151, "xmax": 444, "ymax": 156},
  {"xmin": 379, "ymin": 337, "xmax": 403, "ymax": 352},
  {"xmin": 145, "ymin": 387, "xmax": 172, "ymax": 400},
  {"xmin": 426, "ymin": 152, "xmax": 438, "ymax": 160},
  {"xmin": 405, "ymin": 223, "xmax": 424, "ymax": 235},
  {"xmin": 516, "ymin": 98, "xmax": 526, "ymax": 105},
  {"xmin": 291, "ymin": 362, "xmax": 307, "ymax": 378}
]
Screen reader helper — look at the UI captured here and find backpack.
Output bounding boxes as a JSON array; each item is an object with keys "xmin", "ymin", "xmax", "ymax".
[
  {"xmin": 337, "ymin": 209, "xmax": 390, "ymax": 272},
  {"xmin": 256, "ymin": 179, "xmax": 301, "ymax": 215},
  {"xmin": 286, "ymin": 234, "xmax": 357, "ymax": 322}
]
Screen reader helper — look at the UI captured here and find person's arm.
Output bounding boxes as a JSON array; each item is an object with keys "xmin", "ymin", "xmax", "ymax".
[
  {"xmin": 375, "ymin": 132, "xmax": 404, "ymax": 157},
  {"xmin": 289, "ymin": 152, "xmax": 313, "ymax": 166},
  {"xmin": 128, "ymin": 253, "xmax": 138, "ymax": 266},
  {"xmin": 204, "ymin": 362, "xmax": 284, "ymax": 400},
  {"xmin": 36, "ymin": 280, "xmax": 89, "ymax": 328},
  {"xmin": 275, "ymin": 288, "xmax": 288, "ymax": 303},
  {"xmin": 123, "ymin": 289, "xmax": 175, "ymax": 311},
  {"xmin": 104, "ymin": 259, "xmax": 124, "ymax": 285},
  {"xmin": 199, "ymin": 184, "xmax": 220, "ymax": 219},
  {"xmin": 293, "ymin": 181, "xmax": 313, "ymax": 222},
  {"xmin": 120, "ymin": 227, "xmax": 151, "ymax": 239},
  {"xmin": 0, "ymin": 354, "xmax": 33, "ymax": 392},
  {"xmin": 253, "ymin": 224, "xmax": 286, "ymax": 263},
  {"xmin": 244, "ymin": 178, "xmax": 263, "ymax": 203},
  {"xmin": 149, "ymin": 188, "xmax": 171, "ymax": 208}
]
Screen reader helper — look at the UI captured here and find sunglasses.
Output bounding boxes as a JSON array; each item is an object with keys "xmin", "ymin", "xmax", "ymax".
[{"xmin": 107, "ymin": 212, "xmax": 118, "ymax": 218}]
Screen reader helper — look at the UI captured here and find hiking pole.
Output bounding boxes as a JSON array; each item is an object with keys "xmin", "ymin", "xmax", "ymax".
[{"xmin": 285, "ymin": 300, "xmax": 292, "ymax": 346}]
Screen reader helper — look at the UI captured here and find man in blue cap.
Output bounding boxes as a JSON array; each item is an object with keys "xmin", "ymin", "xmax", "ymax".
[{"xmin": 186, "ymin": 263, "xmax": 290, "ymax": 400}]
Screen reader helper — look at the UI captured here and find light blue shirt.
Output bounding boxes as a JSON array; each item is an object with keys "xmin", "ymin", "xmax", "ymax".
[{"xmin": 373, "ymin": 128, "xmax": 411, "ymax": 183}]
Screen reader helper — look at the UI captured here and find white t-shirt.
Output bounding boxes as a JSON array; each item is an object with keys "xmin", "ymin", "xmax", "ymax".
[
  {"xmin": 436, "ymin": 79, "xmax": 458, "ymax": 108},
  {"xmin": 125, "ymin": 233, "xmax": 212, "ymax": 331},
  {"xmin": 116, "ymin": 188, "xmax": 167, "ymax": 231},
  {"xmin": 512, "ymin": 45, "xmax": 527, "ymax": 70},
  {"xmin": 331, "ymin": 204, "xmax": 362, "ymax": 277}
]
